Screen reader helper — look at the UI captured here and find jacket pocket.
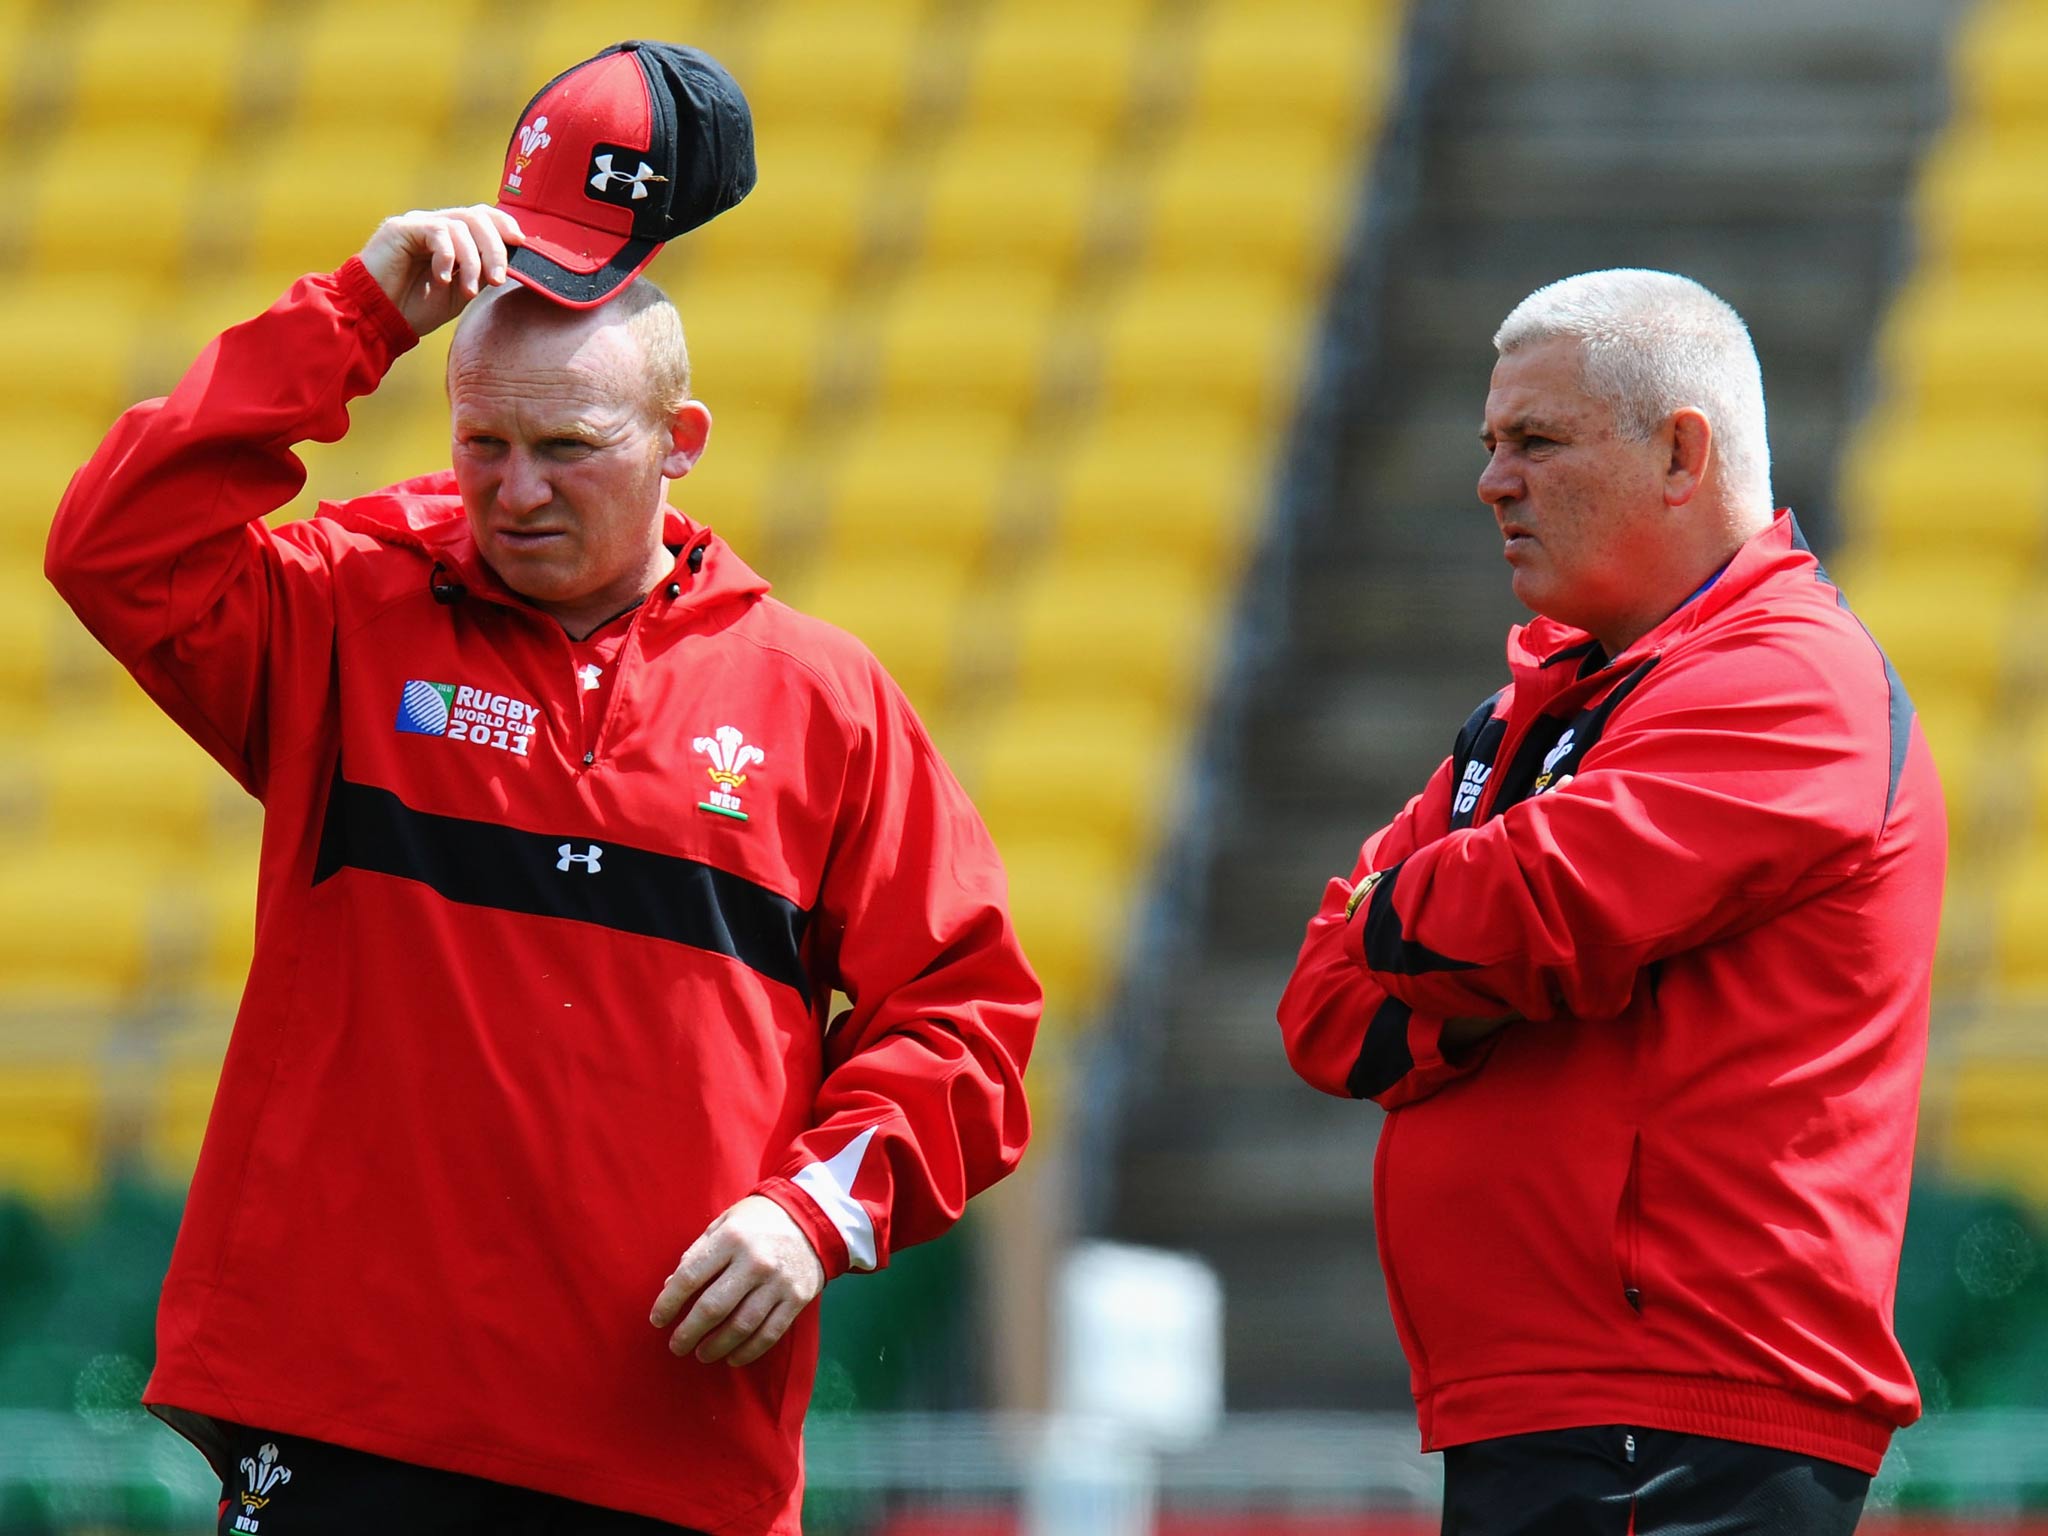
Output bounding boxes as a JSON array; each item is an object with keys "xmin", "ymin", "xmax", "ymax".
[{"xmin": 1612, "ymin": 1131, "xmax": 1644, "ymax": 1314}]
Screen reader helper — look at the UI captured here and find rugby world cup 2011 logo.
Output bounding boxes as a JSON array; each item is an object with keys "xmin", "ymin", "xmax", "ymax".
[
  {"xmin": 395, "ymin": 679, "xmax": 456, "ymax": 736},
  {"xmin": 693, "ymin": 725, "xmax": 764, "ymax": 822}
]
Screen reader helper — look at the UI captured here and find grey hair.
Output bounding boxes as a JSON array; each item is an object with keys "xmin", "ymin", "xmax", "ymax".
[{"xmin": 1494, "ymin": 269, "xmax": 1772, "ymax": 509}]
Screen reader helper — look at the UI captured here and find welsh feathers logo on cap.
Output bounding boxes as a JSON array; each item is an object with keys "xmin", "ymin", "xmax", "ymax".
[
  {"xmin": 506, "ymin": 115, "xmax": 551, "ymax": 193},
  {"xmin": 495, "ymin": 40, "xmax": 756, "ymax": 309}
]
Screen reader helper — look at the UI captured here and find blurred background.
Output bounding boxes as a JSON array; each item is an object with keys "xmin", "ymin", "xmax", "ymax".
[{"xmin": 1, "ymin": 0, "xmax": 2046, "ymax": 1529}]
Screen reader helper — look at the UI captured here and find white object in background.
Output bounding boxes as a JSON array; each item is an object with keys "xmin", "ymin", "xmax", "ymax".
[
  {"xmin": 1023, "ymin": 1418, "xmax": 1155, "ymax": 1536},
  {"xmin": 1054, "ymin": 1240, "xmax": 1225, "ymax": 1451}
]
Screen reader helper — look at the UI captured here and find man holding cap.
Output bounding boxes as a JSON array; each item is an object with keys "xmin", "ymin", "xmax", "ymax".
[{"xmin": 48, "ymin": 42, "xmax": 1038, "ymax": 1535}]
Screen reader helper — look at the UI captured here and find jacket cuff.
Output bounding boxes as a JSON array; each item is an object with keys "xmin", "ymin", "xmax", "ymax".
[
  {"xmin": 754, "ymin": 1175, "xmax": 852, "ymax": 1283},
  {"xmin": 333, "ymin": 254, "xmax": 420, "ymax": 362}
]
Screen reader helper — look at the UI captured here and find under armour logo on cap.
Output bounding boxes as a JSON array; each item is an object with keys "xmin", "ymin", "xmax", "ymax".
[
  {"xmin": 588, "ymin": 148, "xmax": 667, "ymax": 203},
  {"xmin": 495, "ymin": 41, "xmax": 756, "ymax": 309}
]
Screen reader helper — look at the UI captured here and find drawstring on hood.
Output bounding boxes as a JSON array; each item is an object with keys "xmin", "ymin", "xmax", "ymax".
[{"xmin": 429, "ymin": 561, "xmax": 467, "ymax": 605}]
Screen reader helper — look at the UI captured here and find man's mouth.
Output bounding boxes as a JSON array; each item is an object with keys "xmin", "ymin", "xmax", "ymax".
[{"xmin": 496, "ymin": 528, "xmax": 565, "ymax": 546}]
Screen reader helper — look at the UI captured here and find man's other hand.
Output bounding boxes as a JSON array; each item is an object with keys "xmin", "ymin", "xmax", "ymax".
[
  {"xmin": 359, "ymin": 206, "xmax": 525, "ymax": 338},
  {"xmin": 649, "ymin": 1195, "xmax": 826, "ymax": 1367}
]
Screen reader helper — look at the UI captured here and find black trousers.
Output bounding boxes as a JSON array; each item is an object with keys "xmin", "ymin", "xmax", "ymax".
[
  {"xmin": 216, "ymin": 1426, "xmax": 705, "ymax": 1536},
  {"xmin": 1441, "ymin": 1426, "xmax": 1870, "ymax": 1536}
]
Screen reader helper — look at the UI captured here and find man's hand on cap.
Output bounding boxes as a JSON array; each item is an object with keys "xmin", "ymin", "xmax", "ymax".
[
  {"xmin": 359, "ymin": 206, "xmax": 525, "ymax": 338},
  {"xmin": 649, "ymin": 1195, "xmax": 825, "ymax": 1368}
]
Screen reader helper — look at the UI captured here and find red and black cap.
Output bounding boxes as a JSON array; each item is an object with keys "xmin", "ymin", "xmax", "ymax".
[{"xmin": 496, "ymin": 41, "xmax": 755, "ymax": 309}]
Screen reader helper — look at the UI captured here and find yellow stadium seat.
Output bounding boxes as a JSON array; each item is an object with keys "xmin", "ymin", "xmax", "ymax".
[
  {"xmin": 6, "ymin": 411, "xmax": 105, "ymax": 562},
  {"xmin": 1178, "ymin": 0, "xmax": 1403, "ymax": 146},
  {"xmin": 416, "ymin": 125, "xmax": 516, "ymax": 219},
  {"xmin": 282, "ymin": 0, "xmax": 483, "ymax": 126},
  {"xmin": 953, "ymin": 0, "xmax": 1153, "ymax": 141},
  {"xmin": 1918, "ymin": 129, "xmax": 2048, "ymax": 268},
  {"xmin": 1049, "ymin": 409, "xmax": 1266, "ymax": 573},
  {"xmin": 870, "ymin": 272, "xmax": 1058, "ymax": 417},
  {"xmin": 13, "ymin": 710, "xmax": 243, "ymax": 861},
  {"xmin": 679, "ymin": 411, "xmax": 786, "ymax": 561},
  {"xmin": 999, "ymin": 834, "xmax": 1131, "ymax": 1019},
  {"xmin": 152, "ymin": 1060, "xmax": 225, "ymax": 1180},
  {"xmin": 972, "ymin": 695, "xmax": 1182, "ymax": 867},
  {"xmin": 1008, "ymin": 556, "xmax": 1219, "ymax": 712},
  {"xmin": 816, "ymin": 408, "xmax": 1017, "ymax": 564},
  {"xmin": 1945, "ymin": 1054, "xmax": 2048, "ymax": 1205},
  {"xmin": 915, "ymin": 128, "xmax": 1104, "ymax": 276},
  {"xmin": 231, "ymin": 125, "xmax": 436, "ymax": 288},
  {"xmin": 201, "ymin": 858, "xmax": 259, "ymax": 995},
  {"xmin": 66, "ymin": 0, "xmax": 257, "ymax": 131},
  {"xmin": 0, "ymin": 570, "xmax": 130, "ymax": 712},
  {"xmin": 1952, "ymin": 0, "xmax": 2048, "ymax": 128},
  {"xmin": 1138, "ymin": 123, "xmax": 1350, "ymax": 284},
  {"xmin": 0, "ymin": 281, "xmax": 150, "ymax": 421},
  {"xmin": 1913, "ymin": 691, "xmax": 1987, "ymax": 830},
  {"xmin": 1880, "ymin": 275, "xmax": 2048, "ymax": 418},
  {"xmin": 1092, "ymin": 273, "xmax": 1308, "ymax": 425},
  {"xmin": 0, "ymin": 848, "xmax": 156, "ymax": 998},
  {"xmin": 1837, "ymin": 412, "xmax": 2048, "ymax": 565},
  {"xmin": 1837, "ymin": 558, "xmax": 2017, "ymax": 711},
  {"xmin": 779, "ymin": 554, "xmax": 970, "ymax": 713},
  {"xmin": 0, "ymin": 1065, "xmax": 102, "ymax": 1202},
  {"xmin": 683, "ymin": 133, "xmax": 882, "ymax": 285},
  {"xmin": 739, "ymin": 5, "xmax": 930, "ymax": 138},
  {"xmin": 679, "ymin": 269, "xmax": 834, "ymax": 422},
  {"xmin": 508, "ymin": 0, "xmax": 725, "ymax": 100},
  {"xmin": 27, "ymin": 124, "xmax": 211, "ymax": 285}
]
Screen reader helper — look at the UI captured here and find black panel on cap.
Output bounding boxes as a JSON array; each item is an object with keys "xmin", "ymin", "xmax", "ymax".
[
  {"xmin": 621, "ymin": 40, "xmax": 756, "ymax": 239},
  {"xmin": 508, "ymin": 237, "xmax": 663, "ymax": 306}
]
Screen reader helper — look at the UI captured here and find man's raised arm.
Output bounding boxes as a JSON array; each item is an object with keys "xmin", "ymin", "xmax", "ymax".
[{"xmin": 44, "ymin": 207, "xmax": 517, "ymax": 795}]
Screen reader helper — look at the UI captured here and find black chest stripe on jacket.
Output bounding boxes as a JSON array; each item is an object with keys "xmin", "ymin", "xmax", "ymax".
[{"xmin": 312, "ymin": 775, "xmax": 812, "ymax": 1001}]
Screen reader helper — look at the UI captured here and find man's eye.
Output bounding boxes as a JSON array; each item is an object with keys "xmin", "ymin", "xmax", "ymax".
[{"xmin": 462, "ymin": 435, "xmax": 503, "ymax": 450}]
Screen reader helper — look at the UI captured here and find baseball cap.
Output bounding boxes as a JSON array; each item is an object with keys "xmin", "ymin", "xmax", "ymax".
[{"xmin": 496, "ymin": 41, "xmax": 756, "ymax": 309}]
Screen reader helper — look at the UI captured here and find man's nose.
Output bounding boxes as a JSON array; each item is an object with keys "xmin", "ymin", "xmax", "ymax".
[
  {"xmin": 1477, "ymin": 445, "xmax": 1518, "ymax": 508},
  {"xmin": 498, "ymin": 451, "xmax": 552, "ymax": 515}
]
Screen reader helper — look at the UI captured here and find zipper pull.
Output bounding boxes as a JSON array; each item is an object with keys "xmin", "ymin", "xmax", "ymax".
[{"xmin": 1623, "ymin": 1432, "xmax": 1636, "ymax": 1465}]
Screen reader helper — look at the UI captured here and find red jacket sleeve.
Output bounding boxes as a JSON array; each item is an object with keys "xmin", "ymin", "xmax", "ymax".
[
  {"xmin": 1277, "ymin": 756, "xmax": 1487, "ymax": 1108},
  {"xmin": 44, "ymin": 259, "xmax": 416, "ymax": 796},
  {"xmin": 754, "ymin": 665, "xmax": 1039, "ymax": 1280},
  {"xmin": 1347, "ymin": 630, "xmax": 1883, "ymax": 1023}
]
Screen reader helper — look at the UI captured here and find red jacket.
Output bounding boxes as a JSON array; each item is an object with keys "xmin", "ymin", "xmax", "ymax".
[
  {"xmin": 47, "ymin": 260, "xmax": 1039, "ymax": 1533},
  {"xmin": 1278, "ymin": 513, "xmax": 1944, "ymax": 1476}
]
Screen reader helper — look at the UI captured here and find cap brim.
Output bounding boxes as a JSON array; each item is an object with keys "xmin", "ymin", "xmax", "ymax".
[{"xmin": 499, "ymin": 202, "xmax": 663, "ymax": 309}]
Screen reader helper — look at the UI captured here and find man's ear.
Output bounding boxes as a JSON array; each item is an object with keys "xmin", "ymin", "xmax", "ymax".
[
  {"xmin": 661, "ymin": 401, "xmax": 713, "ymax": 479},
  {"xmin": 1666, "ymin": 407, "xmax": 1711, "ymax": 508}
]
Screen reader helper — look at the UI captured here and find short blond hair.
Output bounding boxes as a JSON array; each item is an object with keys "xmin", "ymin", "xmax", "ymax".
[{"xmin": 612, "ymin": 276, "xmax": 691, "ymax": 419}]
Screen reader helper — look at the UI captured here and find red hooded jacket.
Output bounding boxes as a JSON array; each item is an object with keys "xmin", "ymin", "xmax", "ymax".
[
  {"xmin": 46, "ymin": 260, "xmax": 1040, "ymax": 1533},
  {"xmin": 1278, "ymin": 513, "xmax": 1944, "ymax": 1476}
]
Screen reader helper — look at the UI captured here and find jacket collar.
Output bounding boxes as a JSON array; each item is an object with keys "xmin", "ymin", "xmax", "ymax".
[
  {"xmin": 1505, "ymin": 509, "xmax": 1810, "ymax": 681},
  {"xmin": 319, "ymin": 470, "xmax": 771, "ymax": 622}
]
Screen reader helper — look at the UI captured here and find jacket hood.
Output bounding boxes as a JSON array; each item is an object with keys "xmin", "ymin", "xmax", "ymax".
[
  {"xmin": 320, "ymin": 469, "xmax": 771, "ymax": 614},
  {"xmin": 1507, "ymin": 509, "xmax": 1810, "ymax": 674}
]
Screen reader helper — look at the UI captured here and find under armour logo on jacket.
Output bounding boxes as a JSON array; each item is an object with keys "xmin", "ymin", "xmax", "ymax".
[
  {"xmin": 589, "ymin": 153, "xmax": 665, "ymax": 200},
  {"xmin": 557, "ymin": 843, "xmax": 604, "ymax": 873}
]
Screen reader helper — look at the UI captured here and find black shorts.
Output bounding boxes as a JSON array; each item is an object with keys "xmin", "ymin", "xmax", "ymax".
[
  {"xmin": 215, "ymin": 1426, "xmax": 705, "ymax": 1536},
  {"xmin": 1441, "ymin": 1425, "xmax": 1870, "ymax": 1536}
]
